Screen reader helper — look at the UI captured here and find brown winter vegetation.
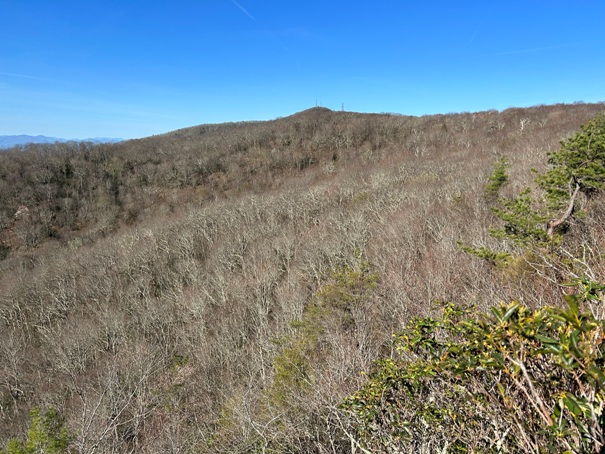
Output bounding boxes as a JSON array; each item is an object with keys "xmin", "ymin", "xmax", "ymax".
[{"xmin": 1, "ymin": 102, "xmax": 605, "ymax": 452}]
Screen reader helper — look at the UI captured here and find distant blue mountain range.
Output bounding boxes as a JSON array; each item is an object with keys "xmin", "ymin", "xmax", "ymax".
[{"xmin": 0, "ymin": 135, "xmax": 122, "ymax": 149}]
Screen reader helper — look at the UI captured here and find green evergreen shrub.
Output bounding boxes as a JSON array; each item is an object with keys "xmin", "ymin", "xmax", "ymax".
[
  {"xmin": 485, "ymin": 156, "xmax": 510, "ymax": 197},
  {"xmin": 1, "ymin": 407, "xmax": 73, "ymax": 454},
  {"xmin": 342, "ymin": 284, "xmax": 605, "ymax": 452},
  {"xmin": 537, "ymin": 113, "xmax": 605, "ymax": 209},
  {"xmin": 269, "ymin": 253, "xmax": 379, "ymax": 408}
]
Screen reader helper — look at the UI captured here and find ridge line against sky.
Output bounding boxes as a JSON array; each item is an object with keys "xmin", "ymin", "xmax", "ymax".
[{"xmin": 1, "ymin": 0, "xmax": 604, "ymax": 139}]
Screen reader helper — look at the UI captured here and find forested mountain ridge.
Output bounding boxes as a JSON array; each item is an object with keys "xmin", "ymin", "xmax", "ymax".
[
  {"xmin": 0, "ymin": 135, "xmax": 122, "ymax": 149},
  {"xmin": 1, "ymin": 103, "xmax": 605, "ymax": 452}
]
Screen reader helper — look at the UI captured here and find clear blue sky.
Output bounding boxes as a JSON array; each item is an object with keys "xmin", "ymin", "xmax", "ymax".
[{"xmin": 1, "ymin": 1, "xmax": 604, "ymax": 139}]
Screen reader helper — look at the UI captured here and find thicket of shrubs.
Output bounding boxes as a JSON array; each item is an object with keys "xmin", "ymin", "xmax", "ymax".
[
  {"xmin": 342, "ymin": 113, "xmax": 605, "ymax": 452},
  {"xmin": 1, "ymin": 103, "xmax": 604, "ymax": 452}
]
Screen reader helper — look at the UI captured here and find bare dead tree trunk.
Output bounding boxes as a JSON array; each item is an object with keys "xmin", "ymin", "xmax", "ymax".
[{"xmin": 547, "ymin": 183, "xmax": 581, "ymax": 236}]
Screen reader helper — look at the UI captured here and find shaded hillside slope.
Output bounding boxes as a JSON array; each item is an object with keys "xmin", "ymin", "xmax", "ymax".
[{"xmin": 1, "ymin": 103, "xmax": 604, "ymax": 452}]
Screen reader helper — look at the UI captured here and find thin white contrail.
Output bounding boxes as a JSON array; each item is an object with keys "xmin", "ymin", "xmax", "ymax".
[
  {"xmin": 469, "ymin": 25, "xmax": 480, "ymax": 44},
  {"xmin": 227, "ymin": 1, "xmax": 292, "ymax": 55},
  {"xmin": 469, "ymin": 3, "xmax": 496, "ymax": 44},
  {"xmin": 230, "ymin": 0, "xmax": 256, "ymax": 20}
]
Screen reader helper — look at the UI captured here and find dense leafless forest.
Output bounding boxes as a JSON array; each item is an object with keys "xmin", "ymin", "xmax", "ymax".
[{"xmin": 1, "ymin": 103, "xmax": 604, "ymax": 452}]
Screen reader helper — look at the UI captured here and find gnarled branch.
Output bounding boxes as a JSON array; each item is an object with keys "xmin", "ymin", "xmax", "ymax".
[{"xmin": 547, "ymin": 183, "xmax": 581, "ymax": 236}]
